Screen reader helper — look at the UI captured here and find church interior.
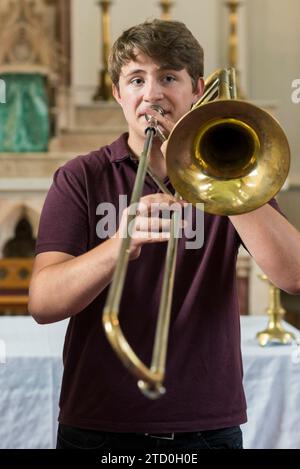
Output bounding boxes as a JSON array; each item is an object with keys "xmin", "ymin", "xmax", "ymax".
[{"xmin": 1, "ymin": 0, "xmax": 300, "ymax": 450}]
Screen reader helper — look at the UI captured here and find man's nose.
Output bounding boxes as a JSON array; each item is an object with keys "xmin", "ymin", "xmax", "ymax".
[{"xmin": 143, "ymin": 80, "xmax": 163, "ymax": 102}]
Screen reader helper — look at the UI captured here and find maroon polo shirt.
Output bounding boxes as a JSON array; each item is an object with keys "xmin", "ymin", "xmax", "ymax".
[{"xmin": 36, "ymin": 133, "xmax": 251, "ymax": 432}]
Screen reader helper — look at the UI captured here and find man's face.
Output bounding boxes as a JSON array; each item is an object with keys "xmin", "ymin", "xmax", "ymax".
[{"xmin": 113, "ymin": 51, "xmax": 204, "ymax": 146}]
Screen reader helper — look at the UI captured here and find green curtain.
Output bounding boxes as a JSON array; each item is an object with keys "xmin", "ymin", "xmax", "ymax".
[{"xmin": 0, "ymin": 73, "xmax": 49, "ymax": 152}]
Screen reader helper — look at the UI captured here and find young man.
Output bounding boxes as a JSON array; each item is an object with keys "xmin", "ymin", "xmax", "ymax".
[{"xmin": 29, "ymin": 20, "xmax": 300, "ymax": 450}]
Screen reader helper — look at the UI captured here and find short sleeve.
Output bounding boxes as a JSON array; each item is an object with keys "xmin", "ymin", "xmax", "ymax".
[
  {"xmin": 236, "ymin": 197, "xmax": 286, "ymax": 252},
  {"xmin": 35, "ymin": 166, "xmax": 89, "ymax": 257},
  {"xmin": 268, "ymin": 197, "xmax": 285, "ymax": 217}
]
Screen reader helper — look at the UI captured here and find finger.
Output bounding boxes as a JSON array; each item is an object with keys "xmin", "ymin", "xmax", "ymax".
[
  {"xmin": 136, "ymin": 203, "xmax": 186, "ymax": 218},
  {"xmin": 132, "ymin": 230, "xmax": 171, "ymax": 242},
  {"xmin": 138, "ymin": 194, "xmax": 187, "ymax": 210},
  {"xmin": 145, "ymin": 109, "xmax": 174, "ymax": 136},
  {"xmin": 134, "ymin": 217, "xmax": 172, "ymax": 233},
  {"xmin": 160, "ymin": 140, "xmax": 167, "ymax": 158}
]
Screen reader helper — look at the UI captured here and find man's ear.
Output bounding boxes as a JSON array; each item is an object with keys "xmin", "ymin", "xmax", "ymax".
[
  {"xmin": 193, "ymin": 77, "xmax": 205, "ymax": 104},
  {"xmin": 112, "ymin": 84, "xmax": 122, "ymax": 106}
]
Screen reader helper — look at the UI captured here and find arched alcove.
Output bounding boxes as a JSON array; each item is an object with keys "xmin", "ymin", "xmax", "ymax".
[{"xmin": 0, "ymin": 203, "xmax": 40, "ymax": 257}]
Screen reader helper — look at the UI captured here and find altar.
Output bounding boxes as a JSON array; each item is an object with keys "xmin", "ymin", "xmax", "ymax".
[
  {"xmin": 0, "ymin": 315, "xmax": 299, "ymax": 449},
  {"xmin": 240, "ymin": 317, "xmax": 300, "ymax": 449}
]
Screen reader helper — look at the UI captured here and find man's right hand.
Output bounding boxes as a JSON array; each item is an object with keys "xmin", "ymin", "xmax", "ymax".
[{"xmin": 113, "ymin": 193, "xmax": 186, "ymax": 260}]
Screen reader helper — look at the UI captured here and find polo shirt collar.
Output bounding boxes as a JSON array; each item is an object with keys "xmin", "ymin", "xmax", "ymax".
[
  {"xmin": 109, "ymin": 132, "xmax": 136, "ymax": 163},
  {"xmin": 109, "ymin": 132, "xmax": 172, "ymax": 189}
]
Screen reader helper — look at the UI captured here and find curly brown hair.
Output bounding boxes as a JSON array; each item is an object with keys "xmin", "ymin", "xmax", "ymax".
[{"xmin": 109, "ymin": 19, "xmax": 204, "ymax": 92}]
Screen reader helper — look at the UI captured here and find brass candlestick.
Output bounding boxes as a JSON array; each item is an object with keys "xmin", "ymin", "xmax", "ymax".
[
  {"xmin": 225, "ymin": 0, "xmax": 245, "ymax": 99},
  {"xmin": 94, "ymin": 0, "xmax": 113, "ymax": 101},
  {"xmin": 256, "ymin": 275, "xmax": 296, "ymax": 346},
  {"xmin": 159, "ymin": 0, "xmax": 174, "ymax": 21}
]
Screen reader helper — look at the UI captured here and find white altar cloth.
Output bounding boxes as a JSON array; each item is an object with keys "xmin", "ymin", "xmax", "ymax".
[{"xmin": 0, "ymin": 316, "xmax": 299, "ymax": 449}]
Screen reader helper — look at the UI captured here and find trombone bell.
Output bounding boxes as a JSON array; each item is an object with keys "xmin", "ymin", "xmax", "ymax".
[
  {"xmin": 166, "ymin": 99, "xmax": 290, "ymax": 216},
  {"xmin": 194, "ymin": 118, "xmax": 260, "ymax": 180}
]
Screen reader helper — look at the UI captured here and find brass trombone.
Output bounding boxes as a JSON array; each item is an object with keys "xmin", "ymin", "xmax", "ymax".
[{"xmin": 102, "ymin": 68, "xmax": 290, "ymax": 399}]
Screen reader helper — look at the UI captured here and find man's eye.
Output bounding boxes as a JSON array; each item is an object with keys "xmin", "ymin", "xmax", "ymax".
[
  {"xmin": 130, "ymin": 78, "xmax": 143, "ymax": 86},
  {"xmin": 163, "ymin": 75, "xmax": 176, "ymax": 83}
]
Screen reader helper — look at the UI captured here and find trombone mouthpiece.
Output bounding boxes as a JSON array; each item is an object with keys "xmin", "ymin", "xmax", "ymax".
[
  {"xmin": 149, "ymin": 104, "xmax": 165, "ymax": 116},
  {"xmin": 145, "ymin": 104, "xmax": 165, "ymax": 122},
  {"xmin": 145, "ymin": 105, "xmax": 166, "ymax": 141}
]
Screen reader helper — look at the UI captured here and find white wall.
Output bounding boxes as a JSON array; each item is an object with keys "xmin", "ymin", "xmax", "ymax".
[
  {"xmin": 246, "ymin": 0, "xmax": 300, "ymax": 180},
  {"xmin": 71, "ymin": 0, "xmax": 101, "ymax": 103}
]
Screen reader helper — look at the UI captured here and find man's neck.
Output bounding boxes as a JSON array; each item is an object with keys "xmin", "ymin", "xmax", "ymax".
[{"xmin": 128, "ymin": 134, "xmax": 167, "ymax": 180}]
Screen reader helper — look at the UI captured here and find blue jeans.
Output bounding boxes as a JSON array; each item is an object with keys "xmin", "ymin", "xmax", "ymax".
[{"xmin": 56, "ymin": 424, "xmax": 243, "ymax": 450}]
